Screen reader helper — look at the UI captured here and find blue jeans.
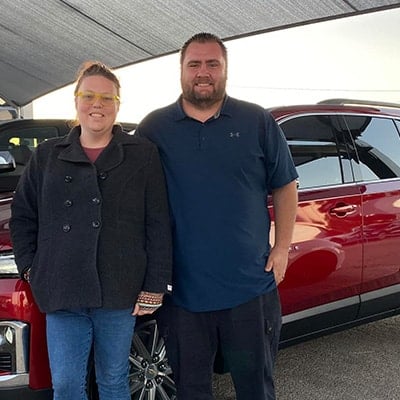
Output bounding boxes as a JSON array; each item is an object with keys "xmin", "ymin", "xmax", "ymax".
[{"xmin": 46, "ymin": 308, "xmax": 136, "ymax": 400}]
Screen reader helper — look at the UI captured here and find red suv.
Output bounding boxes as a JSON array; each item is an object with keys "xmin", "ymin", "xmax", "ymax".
[
  {"xmin": 1, "ymin": 101, "xmax": 400, "ymax": 399},
  {"xmin": 272, "ymin": 99, "xmax": 400, "ymax": 344}
]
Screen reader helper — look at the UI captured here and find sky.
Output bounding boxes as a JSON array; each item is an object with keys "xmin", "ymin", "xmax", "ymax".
[{"xmin": 33, "ymin": 8, "xmax": 400, "ymax": 124}]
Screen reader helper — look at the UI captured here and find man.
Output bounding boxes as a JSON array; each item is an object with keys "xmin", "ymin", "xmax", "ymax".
[{"xmin": 135, "ymin": 32, "xmax": 298, "ymax": 400}]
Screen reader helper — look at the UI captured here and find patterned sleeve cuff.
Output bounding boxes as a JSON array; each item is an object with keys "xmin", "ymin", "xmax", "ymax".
[{"xmin": 136, "ymin": 291, "xmax": 163, "ymax": 308}]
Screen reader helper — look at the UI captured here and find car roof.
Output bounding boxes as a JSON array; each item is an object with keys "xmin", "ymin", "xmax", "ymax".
[{"xmin": 270, "ymin": 99, "xmax": 400, "ymax": 121}]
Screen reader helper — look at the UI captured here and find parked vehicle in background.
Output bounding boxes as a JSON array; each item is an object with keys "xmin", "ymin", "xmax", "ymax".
[
  {"xmin": 0, "ymin": 119, "xmax": 135, "ymax": 191},
  {"xmin": 0, "ymin": 105, "xmax": 18, "ymax": 121},
  {"xmin": 1, "ymin": 100, "xmax": 400, "ymax": 400}
]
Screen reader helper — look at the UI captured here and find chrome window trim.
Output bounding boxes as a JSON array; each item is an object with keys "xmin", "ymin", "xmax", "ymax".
[
  {"xmin": 296, "ymin": 181, "xmax": 359, "ymax": 193},
  {"xmin": 296, "ymin": 177, "xmax": 400, "ymax": 194}
]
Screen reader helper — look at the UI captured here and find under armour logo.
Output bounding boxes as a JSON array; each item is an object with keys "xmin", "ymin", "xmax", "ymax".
[{"xmin": 229, "ymin": 132, "xmax": 240, "ymax": 138}]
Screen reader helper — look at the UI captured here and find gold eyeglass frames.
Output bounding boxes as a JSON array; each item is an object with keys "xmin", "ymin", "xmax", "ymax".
[{"xmin": 75, "ymin": 91, "xmax": 120, "ymax": 106}]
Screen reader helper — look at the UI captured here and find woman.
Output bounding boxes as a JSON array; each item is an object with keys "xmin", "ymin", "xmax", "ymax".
[{"xmin": 10, "ymin": 61, "xmax": 172, "ymax": 400}]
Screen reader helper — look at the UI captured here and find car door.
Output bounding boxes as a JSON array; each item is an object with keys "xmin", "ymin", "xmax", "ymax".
[
  {"xmin": 343, "ymin": 115, "xmax": 400, "ymax": 316},
  {"xmin": 275, "ymin": 113, "xmax": 363, "ymax": 340}
]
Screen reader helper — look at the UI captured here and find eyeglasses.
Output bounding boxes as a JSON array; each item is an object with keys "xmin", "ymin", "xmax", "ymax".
[{"xmin": 75, "ymin": 91, "xmax": 120, "ymax": 106}]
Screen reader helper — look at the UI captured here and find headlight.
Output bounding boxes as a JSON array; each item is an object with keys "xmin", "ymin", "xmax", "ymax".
[
  {"xmin": 0, "ymin": 326, "xmax": 14, "ymax": 345},
  {"xmin": 0, "ymin": 253, "xmax": 18, "ymax": 275}
]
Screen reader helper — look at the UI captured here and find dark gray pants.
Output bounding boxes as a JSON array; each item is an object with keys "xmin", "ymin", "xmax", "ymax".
[{"xmin": 157, "ymin": 289, "xmax": 282, "ymax": 400}]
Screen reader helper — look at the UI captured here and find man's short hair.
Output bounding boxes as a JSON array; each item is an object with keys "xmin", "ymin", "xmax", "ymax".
[{"xmin": 180, "ymin": 33, "xmax": 227, "ymax": 64}]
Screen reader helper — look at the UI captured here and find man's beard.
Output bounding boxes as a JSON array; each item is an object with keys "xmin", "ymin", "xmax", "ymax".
[{"xmin": 182, "ymin": 81, "xmax": 226, "ymax": 109}]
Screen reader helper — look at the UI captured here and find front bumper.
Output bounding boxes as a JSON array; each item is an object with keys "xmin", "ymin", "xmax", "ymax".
[{"xmin": 0, "ymin": 385, "xmax": 52, "ymax": 400}]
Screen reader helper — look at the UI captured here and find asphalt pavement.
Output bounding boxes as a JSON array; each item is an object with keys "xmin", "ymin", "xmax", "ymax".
[{"xmin": 213, "ymin": 315, "xmax": 400, "ymax": 400}]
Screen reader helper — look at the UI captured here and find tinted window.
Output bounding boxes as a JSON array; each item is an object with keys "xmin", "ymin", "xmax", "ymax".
[
  {"xmin": 0, "ymin": 126, "xmax": 58, "ymax": 165},
  {"xmin": 0, "ymin": 125, "xmax": 59, "ymax": 192},
  {"xmin": 280, "ymin": 115, "xmax": 353, "ymax": 189},
  {"xmin": 344, "ymin": 116, "xmax": 400, "ymax": 181}
]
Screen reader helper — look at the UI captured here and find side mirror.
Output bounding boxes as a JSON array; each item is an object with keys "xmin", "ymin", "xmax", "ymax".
[{"xmin": 0, "ymin": 151, "xmax": 16, "ymax": 172}]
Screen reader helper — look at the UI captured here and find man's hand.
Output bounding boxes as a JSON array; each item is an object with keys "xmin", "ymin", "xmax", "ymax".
[{"xmin": 265, "ymin": 246, "xmax": 289, "ymax": 285}]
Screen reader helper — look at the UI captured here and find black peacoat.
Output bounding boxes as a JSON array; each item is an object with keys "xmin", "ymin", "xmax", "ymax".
[{"xmin": 10, "ymin": 125, "xmax": 172, "ymax": 313}]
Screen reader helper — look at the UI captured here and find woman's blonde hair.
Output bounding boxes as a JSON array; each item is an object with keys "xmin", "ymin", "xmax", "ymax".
[{"xmin": 74, "ymin": 61, "xmax": 120, "ymax": 97}]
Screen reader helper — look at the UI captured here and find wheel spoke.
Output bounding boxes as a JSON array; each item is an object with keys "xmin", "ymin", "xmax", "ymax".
[
  {"xmin": 138, "ymin": 387, "xmax": 147, "ymax": 400},
  {"xmin": 130, "ymin": 320, "xmax": 176, "ymax": 400},
  {"xmin": 149, "ymin": 323, "xmax": 159, "ymax": 356},
  {"xmin": 161, "ymin": 375, "xmax": 176, "ymax": 391},
  {"xmin": 155, "ymin": 336, "xmax": 166, "ymax": 358},
  {"xmin": 130, "ymin": 379, "xmax": 145, "ymax": 394},
  {"xmin": 129, "ymin": 355, "xmax": 145, "ymax": 369},
  {"xmin": 132, "ymin": 332, "xmax": 152, "ymax": 360},
  {"xmin": 157, "ymin": 384, "xmax": 173, "ymax": 400},
  {"xmin": 148, "ymin": 386, "xmax": 156, "ymax": 400}
]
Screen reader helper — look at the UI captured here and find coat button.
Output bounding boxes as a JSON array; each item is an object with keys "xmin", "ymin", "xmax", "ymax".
[
  {"xmin": 99, "ymin": 172, "xmax": 108, "ymax": 180},
  {"xmin": 92, "ymin": 221, "xmax": 101, "ymax": 228},
  {"xmin": 64, "ymin": 175, "xmax": 73, "ymax": 183},
  {"xmin": 92, "ymin": 197, "xmax": 101, "ymax": 205},
  {"xmin": 64, "ymin": 200, "xmax": 73, "ymax": 207},
  {"xmin": 62, "ymin": 224, "xmax": 71, "ymax": 232}
]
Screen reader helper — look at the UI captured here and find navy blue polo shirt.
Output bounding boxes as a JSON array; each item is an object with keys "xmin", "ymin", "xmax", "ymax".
[{"xmin": 136, "ymin": 96, "xmax": 298, "ymax": 312}]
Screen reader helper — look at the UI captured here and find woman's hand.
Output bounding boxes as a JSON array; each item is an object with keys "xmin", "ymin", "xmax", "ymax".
[{"xmin": 132, "ymin": 291, "xmax": 164, "ymax": 316}]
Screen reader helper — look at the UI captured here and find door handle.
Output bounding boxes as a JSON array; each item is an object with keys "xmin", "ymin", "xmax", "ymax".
[{"xmin": 329, "ymin": 204, "xmax": 357, "ymax": 218}]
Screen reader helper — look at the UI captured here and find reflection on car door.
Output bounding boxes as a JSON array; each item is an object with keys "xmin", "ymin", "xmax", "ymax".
[
  {"xmin": 277, "ymin": 114, "xmax": 363, "ymax": 334},
  {"xmin": 344, "ymin": 115, "xmax": 400, "ymax": 315}
]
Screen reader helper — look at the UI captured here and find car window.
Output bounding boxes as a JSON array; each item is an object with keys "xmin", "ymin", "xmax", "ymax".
[
  {"xmin": 280, "ymin": 115, "xmax": 353, "ymax": 189},
  {"xmin": 344, "ymin": 116, "xmax": 400, "ymax": 181},
  {"xmin": 7, "ymin": 126, "xmax": 59, "ymax": 149},
  {"xmin": 0, "ymin": 125, "xmax": 60, "ymax": 192},
  {"xmin": 0, "ymin": 126, "xmax": 59, "ymax": 165}
]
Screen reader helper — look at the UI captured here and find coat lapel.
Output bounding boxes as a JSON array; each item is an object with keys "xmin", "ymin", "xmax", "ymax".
[
  {"xmin": 56, "ymin": 125, "xmax": 130, "ymax": 170},
  {"xmin": 56, "ymin": 127, "xmax": 90, "ymax": 163},
  {"xmin": 95, "ymin": 138, "xmax": 124, "ymax": 171}
]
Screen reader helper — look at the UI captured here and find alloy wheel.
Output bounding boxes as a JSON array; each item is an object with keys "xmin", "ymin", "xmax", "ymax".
[{"xmin": 129, "ymin": 320, "xmax": 177, "ymax": 400}]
